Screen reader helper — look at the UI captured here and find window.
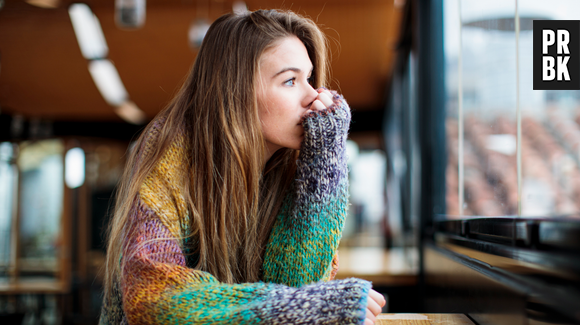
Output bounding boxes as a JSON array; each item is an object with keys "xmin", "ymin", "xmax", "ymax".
[{"xmin": 444, "ymin": 0, "xmax": 580, "ymax": 218}]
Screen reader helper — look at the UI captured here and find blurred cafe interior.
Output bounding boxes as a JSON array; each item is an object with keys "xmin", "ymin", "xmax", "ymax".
[{"xmin": 1, "ymin": 0, "xmax": 580, "ymax": 324}]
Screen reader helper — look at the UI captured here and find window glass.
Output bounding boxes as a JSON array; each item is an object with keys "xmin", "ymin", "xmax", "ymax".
[
  {"xmin": 345, "ymin": 141, "xmax": 388, "ymax": 247},
  {"xmin": 18, "ymin": 139, "xmax": 64, "ymax": 273},
  {"xmin": 0, "ymin": 142, "xmax": 17, "ymax": 275},
  {"xmin": 444, "ymin": 0, "xmax": 580, "ymax": 218},
  {"xmin": 445, "ymin": 0, "xmax": 519, "ymax": 217},
  {"xmin": 519, "ymin": 0, "xmax": 580, "ymax": 216}
]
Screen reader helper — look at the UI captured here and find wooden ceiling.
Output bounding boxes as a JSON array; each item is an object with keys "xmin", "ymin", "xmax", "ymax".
[{"xmin": 0, "ymin": 0, "xmax": 402, "ymax": 122}]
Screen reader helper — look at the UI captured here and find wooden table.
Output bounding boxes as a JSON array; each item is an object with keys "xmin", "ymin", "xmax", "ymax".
[
  {"xmin": 377, "ymin": 314, "xmax": 474, "ymax": 325},
  {"xmin": 335, "ymin": 247, "xmax": 418, "ymax": 286},
  {"xmin": 0, "ymin": 277, "xmax": 68, "ymax": 295}
]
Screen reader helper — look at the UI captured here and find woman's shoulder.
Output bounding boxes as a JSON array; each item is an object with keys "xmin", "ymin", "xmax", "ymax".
[
  {"xmin": 132, "ymin": 114, "xmax": 189, "ymax": 170},
  {"xmin": 135, "ymin": 116, "xmax": 191, "ymax": 237},
  {"xmin": 136, "ymin": 115, "xmax": 169, "ymax": 159}
]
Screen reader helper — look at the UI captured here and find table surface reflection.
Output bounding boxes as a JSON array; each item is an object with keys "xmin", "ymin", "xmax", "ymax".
[
  {"xmin": 335, "ymin": 247, "xmax": 418, "ymax": 286},
  {"xmin": 377, "ymin": 314, "xmax": 474, "ymax": 325}
]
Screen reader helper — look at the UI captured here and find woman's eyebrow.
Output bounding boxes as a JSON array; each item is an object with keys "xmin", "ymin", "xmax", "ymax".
[
  {"xmin": 272, "ymin": 67, "xmax": 300, "ymax": 79},
  {"xmin": 272, "ymin": 66, "xmax": 313, "ymax": 79}
]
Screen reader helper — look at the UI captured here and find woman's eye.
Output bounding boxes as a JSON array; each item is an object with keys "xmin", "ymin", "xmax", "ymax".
[{"xmin": 284, "ymin": 78, "xmax": 296, "ymax": 86}]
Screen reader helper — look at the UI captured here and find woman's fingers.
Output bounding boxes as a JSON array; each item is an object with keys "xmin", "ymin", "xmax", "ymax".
[
  {"xmin": 320, "ymin": 88, "xmax": 333, "ymax": 100},
  {"xmin": 306, "ymin": 88, "xmax": 335, "ymax": 115},
  {"xmin": 364, "ymin": 289, "xmax": 384, "ymax": 325},
  {"xmin": 366, "ymin": 308, "xmax": 376, "ymax": 322},
  {"xmin": 311, "ymin": 99, "xmax": 326, "ymax": 111},
  {"xmin": 367, "ymin": 295, "xmax": 382, "ymax": 317},
  {"xmin": 369, "ymin": 289, "xmax": 386, "ymax": 308},
  {"xmin": 317, "ymin": 91, "xmax": 333, "ymax": 108}
]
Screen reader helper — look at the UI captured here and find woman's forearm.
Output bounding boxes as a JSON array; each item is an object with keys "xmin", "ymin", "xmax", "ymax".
[
  {"xmin": 262, "ymin": 91, "xmax": 351, "ymax": 287},
  {"xmin": 101, "ymin": 196, "xmax": 369, "ymax": 325}
]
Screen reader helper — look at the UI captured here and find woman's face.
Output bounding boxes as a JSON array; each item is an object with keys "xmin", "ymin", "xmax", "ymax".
[{"xmin": 257, "ymin": 36, "xmax": 319, "ymax": 158}]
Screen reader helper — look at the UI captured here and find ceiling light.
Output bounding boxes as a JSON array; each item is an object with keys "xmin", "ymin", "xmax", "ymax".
[
  {"xmin": 65, "ymin": 147, "xmax": 85, "ymax": 189},
  {"xmin": 233, "ymin": 1, "xmax": 248, "ymax": 15},
  {"xmin": 115, "ymin": 101, "xmax": 147, "ymax": 125},
  {"xmin": 26, "ymin": 0, "xmax": 60, "ymax": 8},
  {"xmin": 69, "ymin": 3, "xmax": 108, "ymax": 60},
  {"xmin": 115, "ymin": 0, "xmax": 146, "ymax": 29},
  {"xmin": 88, "ymin": 59, "xmax": 128, "ymax": 106},
  {"xmin": 188, "ymin": 18, "xmax": 210, "ymax": 49}
]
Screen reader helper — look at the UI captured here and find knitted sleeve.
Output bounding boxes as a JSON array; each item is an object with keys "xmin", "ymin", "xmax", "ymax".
[
  {"xmin": 116, "ymin": 197, "xmax": 370, "ymax": 325},
  {"xmin": 261, "ymin": 90, "xmax": 352, "ymax": 287}
]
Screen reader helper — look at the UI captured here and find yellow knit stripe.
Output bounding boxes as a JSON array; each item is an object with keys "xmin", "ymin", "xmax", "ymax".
[{"xmin": 140, "ymin": 136, "xmax": 189, "ymax": 239}]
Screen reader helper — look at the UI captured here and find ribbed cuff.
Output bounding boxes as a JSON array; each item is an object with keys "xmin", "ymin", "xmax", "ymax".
[
  {"xmin": 300, "ymin": 91, "xmax": 351, "ymax": 154},
  {"xmin": 255, "ymin": 278, "xmax": 371, "ymax": 324},
  {"xmin": 295, "ymin": 92, "xmax": 351, "ymax": 207}
]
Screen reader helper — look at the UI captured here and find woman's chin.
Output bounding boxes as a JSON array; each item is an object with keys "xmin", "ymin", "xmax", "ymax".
[{"xmin": 293, "ymin": 137, "xmax": 304, "ymax": 150}]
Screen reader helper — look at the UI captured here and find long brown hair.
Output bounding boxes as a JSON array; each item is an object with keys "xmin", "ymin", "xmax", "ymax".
[{"xmin": 103, "ymin": 9, "xmax": 328, "ymax": 300}]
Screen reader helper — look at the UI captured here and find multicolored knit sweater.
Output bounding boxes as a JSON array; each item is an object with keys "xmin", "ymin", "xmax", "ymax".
[{"xmin": 99, "ymin": 91, "xmax": 371, "ymax": 324}]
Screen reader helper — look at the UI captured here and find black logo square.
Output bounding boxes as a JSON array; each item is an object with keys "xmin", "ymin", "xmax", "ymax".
[{"xmin": 533, "ymin": 20, "xmax": 580, "ymax": 90}]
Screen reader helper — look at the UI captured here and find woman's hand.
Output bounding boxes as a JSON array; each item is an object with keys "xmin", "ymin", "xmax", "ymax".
[
  {"xmin": 365, "ymin": 289, "xmax": 386, "ymax": 325},
  {"xmin": 306, "ymin": 88, "xmax": 335, "ymax": 114}
]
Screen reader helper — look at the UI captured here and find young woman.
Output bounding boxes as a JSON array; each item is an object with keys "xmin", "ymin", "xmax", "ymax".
[{"xmin": 100, "ymin": 9, "xmax": 385, "ymax": 325}]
